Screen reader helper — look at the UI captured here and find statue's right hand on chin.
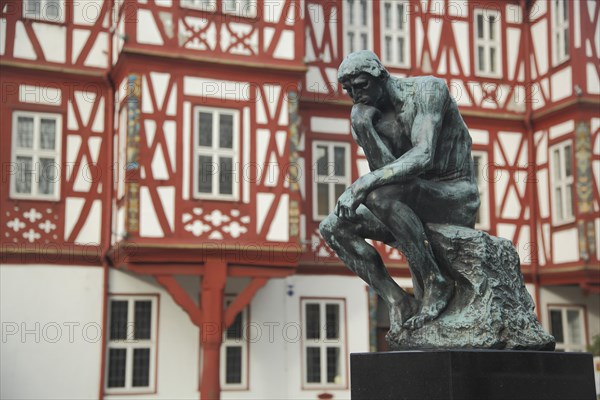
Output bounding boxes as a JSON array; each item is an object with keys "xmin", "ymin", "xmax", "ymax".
[{"xmin": 351, "ymin": 103, "xmax": 381, "ymax": 131}]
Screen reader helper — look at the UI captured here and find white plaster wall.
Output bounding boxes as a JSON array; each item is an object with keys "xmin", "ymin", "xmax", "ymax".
[
  {"xmin": 108, "ymin": 269, "xmax": 200, "ymax": 400},
  {"xmin": 539, "ymin": 286, "xmax": 600, "ymax": 342},
  {"xmin": 0, "ymin": 265, "xmax": 103, "ymax": 400},
  {"xmin": 222, "ymin": 275, "xmax": 370, "ymax": 400}
]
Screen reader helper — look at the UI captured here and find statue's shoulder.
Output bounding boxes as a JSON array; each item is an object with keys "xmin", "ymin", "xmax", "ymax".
[{"xmin": 393, "ymin": 75, "xmax": 446, "ymax": 92}]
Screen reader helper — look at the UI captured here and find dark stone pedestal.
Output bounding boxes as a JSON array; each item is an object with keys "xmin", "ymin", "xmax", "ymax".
[{"xmin": 351, "ymin": 350, "xmax": 596, "ymax": 400}]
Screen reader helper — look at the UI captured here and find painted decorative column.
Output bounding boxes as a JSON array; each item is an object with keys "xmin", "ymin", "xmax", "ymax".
[
  {"xmin": 575, "ymin": 121, "xmax": 597, "ymax": 263},
  {"xmin": 125, "ymin": 73, "xmax": 141, "ymax": 237}
]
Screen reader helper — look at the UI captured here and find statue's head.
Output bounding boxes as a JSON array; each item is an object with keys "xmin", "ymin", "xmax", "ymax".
[
  {"xmin": 337, "ymin": 50, "xmax": 389, "ymax": 82},
  {"xmin": 337, "ymin": 51, "xmax": 389, "ymax": 106}
]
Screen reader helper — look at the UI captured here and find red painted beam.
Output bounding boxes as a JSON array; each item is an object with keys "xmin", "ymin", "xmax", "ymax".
[
  {"xmin": 155, "ymin": 275, "xmax": 203, "ymax": 327},
  {"xmin": 224, "ymin": 277, "xmax": 268, "ymax": 329},
  {"xmin": 200, "ymin": 260, "xmax": 227, "ymax": 400},
  {"xmin": 129, "ymin": 264, "xmax": 205, "ymax": 275}
]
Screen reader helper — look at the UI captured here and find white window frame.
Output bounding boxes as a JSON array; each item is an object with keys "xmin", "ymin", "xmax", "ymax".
[
  {"xmin": 472, "ymin": 151, "xmax": 490, "ymax": 231},
  {"xmin": 548, "ymin": 305, "xmax": 587, "ymax": 352},
  {"xmin": 193, "ymin": 106, "xmax": 240, "ymax": 201},
  {"xmin": 474, "ymin": 8, "xmax": 501, "ymax": 78},
  {"xmin": 220, "ymin": 297, "xmax": 248, "ymax": 390},
  {"xmin": 105, "ymin": 295, "xmax": 158, "ymax": 394},
  {"xmin": 552, "ymin": 0, "xmax": 569, "ymax": 65},
  {"xmin": 343, "ymin": 0, "xmax": 372, "ymax": 56},
  {"xmin": 10, "ymin": 111, "xmax": 62, "ymax": 201},
  {"xmin": 222, "ymin": 0, "xmax": 257, "ymax": 18},
  {"xmin": 181, "ymin": 0, "xmax": 257, "ymax": 18},
  {"xmin": 380, "ymin": 0, "xmax": 410, "ymax": 68},
  {"xmin": 181, "ymin": 0, "xmax": 217, "ymax": 12},
  {"xmin": 312, "ymin": 141, "xmax": 352, "ymax": 221},
  {"xmin": 549, "ymin": 141, "xmax": 575, "ymax": 225},
  {"xmin": 301, "ymin": 298, "xmax": 347, "ymax": 389},
  {"xmin": 22, "ymin": 0, "xmax": 65, "ymax": 23}
]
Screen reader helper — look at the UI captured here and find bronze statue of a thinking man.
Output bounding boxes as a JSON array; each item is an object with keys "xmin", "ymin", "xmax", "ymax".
[{"xmin": 319, "ymin": 51, "xmax": 481, "ymax": 334}]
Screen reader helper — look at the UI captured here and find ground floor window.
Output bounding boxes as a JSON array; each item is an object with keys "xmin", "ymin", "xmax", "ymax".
[
  {"xmin": 548, "ymin": 305, "xmax": 587, "ymax": 352},
  {"xmin": 105, "ymin": 295, "xmax": 158, "ymax": 393},
  {"xmin": 221, "ymin": 298, "xmax": 248, "ymax": 389},
  {"xmin": 301, "ymin": 298, "xmax": 346, "ymax": 388}
]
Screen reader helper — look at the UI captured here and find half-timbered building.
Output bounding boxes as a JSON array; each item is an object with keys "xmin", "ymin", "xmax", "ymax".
[{"xmin": 1, "ymin": 0, "xmax": 599, "ymax": 399}]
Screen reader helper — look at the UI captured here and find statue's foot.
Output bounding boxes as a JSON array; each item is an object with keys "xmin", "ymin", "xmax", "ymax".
[
  {"xmin": 403, "ymin": 277, "xmax": 453, "ymax": 330},
  {"xmin": 388, "ymin": 295, "xmax": 418, "ymax": 336}
]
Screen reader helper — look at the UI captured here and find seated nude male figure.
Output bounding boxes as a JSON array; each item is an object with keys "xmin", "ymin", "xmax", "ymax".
[{"xmin": 319, "ymin": 51, "xmax": 480, "ymax": 332}]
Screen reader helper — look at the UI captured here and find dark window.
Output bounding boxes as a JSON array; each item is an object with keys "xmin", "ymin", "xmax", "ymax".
[
  {"xmin": 107, "ymin": 348, "xmax": 127, "ymax": 388},
  {"xmin": 132, "ymin": 348, "xmax": 150, "ymax": 387},
  {"xmin": 306, "ymin": 347, "xmax": 321, "ymax": 383},
  {"xmin": 134, "ymin": 301, "xmax": 152, "ymax": 340},
  {"xmin": 110, "ymin": 301, "xmax": 128, "ymax": 340},
  {"xmin": 306, "ymin": 304, "xmax": 321, "ymax": 340},
  {"xmin": 225, "ymin": 346, "xmax": 243, "ymax": 384}
]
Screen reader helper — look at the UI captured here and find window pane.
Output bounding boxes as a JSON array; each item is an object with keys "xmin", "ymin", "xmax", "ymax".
[
  {"xmin": 360, "ymin": 0, "xmax": 367, "ymax": 25},
  {"xmin": 348, "ymin": 0, "xmax": 354, "ymax": 25},
  {"xmin": 490, "ymin": 47, "xmax": 496, "ymax": 73},
  {"xmin": 562, "ymin": 0, "xmax": 568, "ymax": 22},
  {"xmin": 361, "ymin": 33, "xmax": 368, "ymax": 50},
  {"xmin": 326, "ymin": 304, "xmax": 340, "ymax": 339},
  {"xmin": 550, "ymin": 309, "xmax": 564, "ymax": 343},
  {"xmin": 134, "ymin": 301, "xmax": 152, "ymax": 340},
  {"xmin": 110, "ymin": 300, "xmax": 128, "ymax": 340},
  {"xmin": 567, "ymin": 310, "xmax": 582, "ymax": 345},
  {"xmin": 306, "ymin": 303, "xmax": 321, "ymax": 340},
  {"xmin": 385, "ymin": 36, "xmax": 392, "ymax": 62},
  {"xmin": 46, "ymin": 0, "xmax": 60, "ymax": 19},
  {"xmin": 226, "ymin": 312, "xmax": 243, "ymax": 340},
  {"xmin": 107, "ymin": 348, "xmax": 126, "ymax": 388},
  {"xmin": 225, "ymin": 346, "xmax": 243, "ymax": 384},
  {"xmin": 40, "ymin": 119, "xmax": 56, "ymax": 150},
  {"xmin": 39, "ymin": 157, "xmax": 56, "ymax": 195},
  {"xmin": 334, "ymin": 184, "xmax": 346, "ymax": 203},
  {"xmin": 564, "ymin": 145, "xmax": 572, "ymax": 177},
  {"xmin": 348, "ymin": 32, "xmax": 354, "ymax": 53},
  {"xmin": 489, "ymin": 16, "xmax": 496, "ymax": 40},
  {"xmin": 553, "ymin": 149, "xmax": 562, "ymax": 179},
  {"xmin": 199, "ymin": 112, "xmax": 213, "ymax": 147},
  {"xmin": 563, "ymin": 29, "xmax": 569, "ymax": 56},
  {"xmin": 566, "ymin": 183, "xmax": 574, "ymax": 218},
  {"xmin": 306, "ymin": 347, "xmax": 321, "ymax": 383},
  {"xmin": 384, "ymin": 3, "xmax": 391, "ymax": 28},
  {"xmin": 477, "ymin": 14, "xmax": 484, "ymax": 39},
  {"xmin": 219, "ymin": 156, "xmax": 234, "ymax": 195},
  {"xmin": 397, "ymin": 3, "xmax": 404, "ymax": 30},
  {"xmin": 316, "ymin": 146, "xmax": 329, "ymax": 176},
  {"xmin": 198, "ymin": 155, "xmax": 213, "ymax": 193},
  {"xmin": 15, "ymin": 156, "xmax": 33, "ymax": 194},
  {"xmin": 24, "ymin": 0, "xmax": 41, "ymax": 16},
  {"xmin": 398, "ymin": 37, "xmax": 405, "ymax": 64},
  {"xmin": 219, "ymin": 114, "xmax": 233, "ymax": 149},
  {"xmin": 132, "ymin": 348, "xmax": 150, "ymax": 387},
  {"xmin": 555, "ymin": 187, "xmax": 563, "ymax": 220},
  {"xmin": 334, "ymin": 147, "xmax": 346, "ymax": 177},
  {"xmin": 317, "ymin": 183, "xmax": 330, "ymax": 216},
  {"xmin": 477, "ymin": 46, "xmax": 485, "ymax": 72},
  {"xmin": 326, "ymin": 347, "xmax": 340, "ymax": 383},
  {"xmin": 17, "ymin": 117, "xmax": 34, "ymax": 148}
]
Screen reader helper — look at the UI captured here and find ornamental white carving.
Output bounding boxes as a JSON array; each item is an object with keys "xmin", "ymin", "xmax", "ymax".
[{"xmin": 182, "ymin": 208, "xmax": 250, "ymax": 239}]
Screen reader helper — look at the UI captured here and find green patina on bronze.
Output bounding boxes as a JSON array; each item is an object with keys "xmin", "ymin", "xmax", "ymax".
[{"xmin": 320, "ymin": 51, "xmax": 554, "ymax": 350}]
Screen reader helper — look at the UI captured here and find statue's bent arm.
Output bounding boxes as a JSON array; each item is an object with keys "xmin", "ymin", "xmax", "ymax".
[{"xmin": 354, "ymin": 80, "xmax": 447, "ymax": 195}]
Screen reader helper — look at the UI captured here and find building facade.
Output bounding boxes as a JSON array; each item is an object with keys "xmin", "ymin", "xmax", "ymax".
[{"xmin": 0, "ymin": 0, "xmax": 599, "ymax": 399}]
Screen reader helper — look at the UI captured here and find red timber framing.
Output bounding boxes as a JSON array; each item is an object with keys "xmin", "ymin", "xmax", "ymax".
[{"xmin": 108, "ymin": 242, "xmax": 298, "ymax": 400}]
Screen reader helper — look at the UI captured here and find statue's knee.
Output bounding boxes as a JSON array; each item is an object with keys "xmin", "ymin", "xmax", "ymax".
[{"xmin": 319, "ymin": 214, "xmax": 336, "ymax": 241}]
